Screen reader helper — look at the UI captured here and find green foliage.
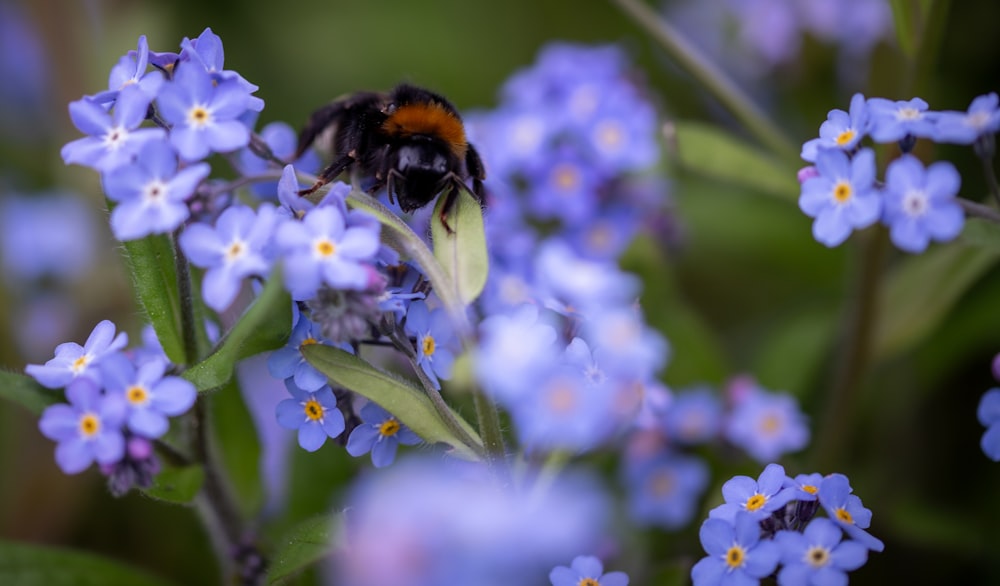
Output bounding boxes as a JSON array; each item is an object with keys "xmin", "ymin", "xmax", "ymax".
[
  {"xmin": 183, "ymin": 272, "xmax": 292, "ymax": 392},
  {"xmin": 266, "ymin": 515, "xmax": 339, "ymax": 585},
  {"xmin": 432, "ymin": 189, "xmax": 489, "ymax": 305},
  {"xmin": 142, "ymin": 465, "xmax": 205, "ymax": 504},
  {"xmin": 0, "ymin": 541, "xmax": 177, "ymax": 586},
  {"xmin": 210, "ymin": 378, "xmax": 263, "ymax": 518},
  {"xmin": 0, "ymin": 370, "xmax": 60, "ymax": 415},
  {"xmin": 302, "ymin": 344, "xmax": 483, "ymax": 459},
  {"xmin": 121, "ymin": 234, "xmax": 185, "ymax": 364}
]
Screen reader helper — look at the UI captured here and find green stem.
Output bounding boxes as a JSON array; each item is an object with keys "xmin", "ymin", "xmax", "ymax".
[
  {"xmin": 610, "ymin": 0, "xmax": 799, "ymax": 161},
  {"xmin": 815, "ymin": 227, "xmax": 889, "ymax": 470},
  {"xmin": 387, "ymin": 327, "xmax": 487, "ymax": 459},
  {"xmin": 172, "ymin": 234, "xmax": 259, "ymax": 583}
]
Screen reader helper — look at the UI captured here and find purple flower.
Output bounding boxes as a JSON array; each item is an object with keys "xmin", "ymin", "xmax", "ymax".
[
  {"xmin": 267, "ymin": 311, "xmax": 334, "ymax": 392},
  {"xmin": 534, "ymin": 239, "xmax": 639, "ymax": 312},
  {"xmin": 881, "ymin": 154, "xmax": 963, "ymax": 253},
  {"xmin": 691, "ymin": 513, "xmax": 781, "ymax": 586},
  {"xmin": 509, "ymin": 366, "xmax": 616, "ymax": 452},
  {"xmin": 38, "ymin": 378, "xmax": 127, "ymax": 474},
  {"xmin": 475, "ymin": 304, "xmax": 560, "ymax": 401},
  {"xmin": 932, "ymin": 93, "xmax": 1000, "ymax": 144},
  {"xmin": 345, "ymin": 402, "xmax": 421, "ymax": 468},
  {"xmin": 725, "ymin": 388, "xmax": 810, "ymax": 462},
  {"xmin": 239, "ymin": 124, "xmax": 321, "ymax": 199},
  {"xmin": 275, "ymin": 379, "xmax": 345, "ymax": 452},
  {"xmin": 799, "ymin": 147, "xmax": 881, "ymax": 247},
  {"xmin": 801, "ymin": 93, "xmax": 869, "ymax": 162},
  {"xmin": 581, "ymin": 305, "xmax": 668, "ymax": 378},
  {"xmin": 26, "ymin": 320, "xmax": 128, "ymax": 388},
  {"xmin": 526, "ymin": 149, "xmax": 603, "ymax": 223},
  {"xmin": 179, "ymin": 203, "xmax": 278, "ymax": 311},
  {"xmin": 100, "ymin": 353, "xmax": 196, "ymax": 438},
  {"xmin": 784, "ymin": 472, "xmax": 824, "ymax": 501},
  {"xmin": 662, "ymin": 386, "xmax": 724, "ymax": 445},
  {"xmin": 977, "ymin": 388, "xmax": 1000, "ymax": 461},
  {"xmin": 156, "ymin": 60, "xmax": 253, "ymax": 162},
  {"xmin": 102, "ymin": 139, "xmax": 210, "ymax": 240},
  {"xmin": 61, "ymin": 85, "xmax": 165, "ymax": 172},
  {"xmin": 584, "ymin": 87, "xmax": 658, "ymax": 172},
  {"xmin": 91, "ymin": 35, "xmax": 164, "ymax": 105},
  {"xmin": 403, "ymin": 300, "xmax": 457, "ymax": 390},
  {"xmin": 179, "ymin": 27, "xmax": 264, "ymax": 113},
  {"xmin": 0, "ymin": 193, "xmax": 97, "ymax": 282},
  {"xmin": 867, "ymin": 97, "xmax": 937, "ymax": 143},
  {"xmin": 818, "ymin": 474, "xmax": 885, "ymax": 552},
  {"xmin": 709, "ymin": 463, "xmax": 797, "ymax": 523},
  {"xmin": 275, "ymin": 205, "xmax": 381, "ymax": 300},
  {"xmin": 625, "ymin": 452, "xmax": 710, "ymax": 529},
  {"xmin": 775, "ymin": 518, "xmax": 869, "ymax": 586},
  {"xmin": 550, "ymin": 555, "xmax": 629, "ymax": 586}
]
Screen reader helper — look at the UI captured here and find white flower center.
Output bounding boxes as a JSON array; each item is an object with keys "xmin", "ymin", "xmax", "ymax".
[
  {"xmin": 143, "ymin": 180, "xmax": 169, "ymax": 203},
  {"xmin": 187, "ymin": 104, "xmax": 213, "ymax": 128},
  {"xmin": 902, "ymin": 189, "xmax": 928, "ymax": 217},
  {"xmin": 103, "ymin": 125, "xmax": 129, "ymax": 150}
]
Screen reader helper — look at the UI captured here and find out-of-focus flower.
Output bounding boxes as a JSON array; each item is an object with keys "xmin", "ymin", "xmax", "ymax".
[{"xmin": 881, "ymin": 155, "xmax": 963, "ymax": 253}]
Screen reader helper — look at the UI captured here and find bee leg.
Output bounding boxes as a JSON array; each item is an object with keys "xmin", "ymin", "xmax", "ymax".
[
  {"xmin": 464, "ymin": 144, "xmax": 488, "ymax": 207},
  {"xmin": 437, "ymin": 186, "xmax": 459, "ymax": 234},
  {"xmin": 379, "ymin": 169, "xmax": 404, "ymax": 206},
  {"xmin": 298, "ymin": 155, "xmax": 354, "ymax": 196}
]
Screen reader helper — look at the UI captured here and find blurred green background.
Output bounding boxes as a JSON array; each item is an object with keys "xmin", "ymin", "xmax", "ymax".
[{"xmin": 2, "ymin": 0, "xmax": 1000, "ymax": 584}]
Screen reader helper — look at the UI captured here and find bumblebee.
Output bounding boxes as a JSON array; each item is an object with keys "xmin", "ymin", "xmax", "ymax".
[{"xmin": 293, "ymin": 84, "xmax": 486, "ymax": 231}]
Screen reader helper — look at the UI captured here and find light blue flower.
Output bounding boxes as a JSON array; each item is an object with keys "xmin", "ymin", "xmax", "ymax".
[
  {"xmin": 775, "ymin": 518, "xmax": 869, "ymax": 586},
  {"xmin": 179, "ymin": 203, "xmax": 278, "ymax": 311},
  {"xmin": 799, "ymin": 148, "xmax": 881, "ymax": 247},
  {"xmin": 275, "ymin": 379, "xmax": 344, "ymax": 452},
  {"xmin": 550, "ymin": 555, "xmax": 629, "ymax": 586},
  {"xmin": 867, "ymin": 97, "xmax": 937, "ymax": 143},
  {"xmin": 26, "ymin": 320, "xmax": 128, "ymax": 388},
  {"xmin": 100, "ymin": 353, "xmax": 196, "ymax": 439},
  {"xmin": 38, "ymin": 378, "xmax": 127, "ymax": 474},
  {"xmin": 977, "ymin": 388, "xmax": 1000, "ymax": 461},
  {"xmin": 61, "ymin": 85, "xmax": 165, "ymax": 172},
  {"xmin": 932, "ymin": 93, "xmax": 1000, "ymax": 144},
  {"xmin": 801, "ymin": 93, "xmax": 869, "ymax": 162},
  {"xmin": 102, "ymin": 139, "xmax": 210, "ymax": 241},
  {"xmin": 625, "ymin": 452, "xmax": 709, "ymax": 529},
  {"xmin": 691, "ymin": 512, "xmax": 781, "ymax": 586},
  {"xmin": 725, "ymin": 388, "xmax": 810, "ymax": 463},
  {"xmin": 709, "ymin": 463, "xmax": 797, "ymax": 523},
  {"xmin": 818, "ymin": 474, "xmax": 885, "ymax": 552},
  {"xmin": 403, "ymin": 300, "xmax": 457, "ymax": 390},
  {"xmin": 156, "ymin": 59, "xmax": 253, "ymax": 162},
  {"xmin": 345, "ymin": 402, "xmax": 421, "ymax": 468},
  {"xmin": 881, "ymin": 154, "xmax": 963, "ymax": 253}
]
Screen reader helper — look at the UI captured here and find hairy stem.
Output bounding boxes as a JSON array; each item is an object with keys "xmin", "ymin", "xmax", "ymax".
[
  {"xmin": 610, "ymin": 0, "xmax": 799, "ymax": 161},
  {"xmin": 815, "ymin": 227, "xmax": 889, "ymax": 470},
  {"xmin": 958, "ymin": 197, "xmax": 1000, "ymax": 223}
]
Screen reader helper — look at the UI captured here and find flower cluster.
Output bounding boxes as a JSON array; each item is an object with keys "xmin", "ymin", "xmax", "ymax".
[
  {"xmin": 665, "ymin": 0, "xmax": 893, "ymax": 82},
  {"xmin": 799, "ymin": 92, "xmax": 1000, "ymax": 252},
  {"xmin": 620, "ymin": 377, "xmax": 808, "ymax": 531},
  {"xmin": 27, "ymin": 320, "xmax": 196, "ymax": 494},
  {"xmin": 468, "ymin": 43, "xmax": 671, "ymax": 264},
  {"xmin": 332, "ymin": 457, "xmax": 613, "ymax": 586},
  {"xmin": 977, "ymin": 352, "xmax": 1000, "ymax": 461},
  {"xmin": 692, "ymin": 463, "xmax": 883, "ymax": 586}
]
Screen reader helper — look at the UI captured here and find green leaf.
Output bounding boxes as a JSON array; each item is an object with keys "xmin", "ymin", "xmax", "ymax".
[
  {"xmin": 0, "ymin": 540, "xmax": 176, "ymax": 586},
  {"xmin": 267, "ymin": 514, "xmax": 338, "ymax": 585},
  {"xmin": 183, "ymin": 271, "xmax": 292, "ymax": 392},
  {"xmin": 874, "ymin": 243, "xmax": 999, "ymax": 360},
  {"xmin": 301, "ymin": 344, "xmax": 483, "ymax": 459},
  {"xmin": 960, "ymin": 218, "xmax": 1000, "ymax": 252},
  {"xmin": 431, "ymin": 189, "xmax": 489, "ymax": 305},
  {"xmin": 141, "ymin": 464, "xmax": 204, "ymax": 504},
  {"xmin": 670, "ymin": 121, "xmax": 800, "ymax": 202},
  {"xmin": 210, "ymin": 378, "xmax": 263, "ymax": 518},
  {"xmin": 121, "ymin": 233, "xmax": 185, "ymax": 364},
  {"xmin": 0, "ymin": 370, "xmax": 61, "ymax": 415}
]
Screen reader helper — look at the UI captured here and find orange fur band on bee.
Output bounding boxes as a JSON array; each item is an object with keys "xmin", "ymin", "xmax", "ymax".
[{"xmin": 383, "ymin": 103, "xmax": 468, "ymax": 159}]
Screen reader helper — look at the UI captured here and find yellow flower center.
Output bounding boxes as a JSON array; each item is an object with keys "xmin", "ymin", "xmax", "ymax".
[
  {"xmin": 79, "ymin": 413, "xmax": 100, "ymax": 437},
  {"xmin": 833, "ymin": 180, "xmax": 853, "ymax": 204},
  {"xmin": 300, "ymin": 337, "xmax": 318, "ymax": 348},
  {"xmin": 303, "ymin": 398, "xmax": 324, "ymax": 422},
  {"xmin": 188, "ymin": 105, "xmax": 212, "ymax": 128},
  {"xmin": 898, "ymin": 107, "xmax": 921, "ymax": 121},
  {"xmin": 835, "ymin": 507, "xmax": 854, "ymax": 524},
  {"xmin": 379, "ymin": 418, "xmax": 401, "ymax": 437},
  {"xmin": 226, "ymin": 240, "xmax": 245, "ymax": 261},
  {"xmin": 71, "ymin": 355, "xmax": 90, "ymax": 374},
  {"xmin": 725, "ymin": 545, "xmax": 746, "ymax": 569},
  {"xmin": 744, "ymin": 493, "xmax": 767, "ymax": 511},
  {"xmin": 835, "ymin": 129, "xmax": 856, "ymax": 146},
  {"xmin": 802, "ymin": 484, "xmax": 818, "ymax": 495},
  {"xmin": 552, "ymin": 164, "xmax": 580, "ymax": 192},
  {"xmin": 578, "ymin": 579, "xmax": 600, "ymax": 586},
  {"xmin": 596, "ymin": 120, "xmax": 624, "ymax": 150},
  {"xmin": 315, "ymin": 239, "xmax": 336, "ymax": 257},
  {"xmin": 421, "ymin": 335, "xmax": 436, "ymax": 357},
  {"xmin": 127, "ymin": 385, "xmax": 149, "ymax": 406},
  {"xmin": 758, "ymin": 414, "xmax": 781, "ymax": 435}
]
